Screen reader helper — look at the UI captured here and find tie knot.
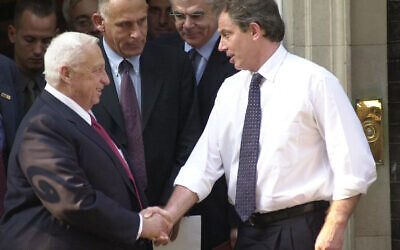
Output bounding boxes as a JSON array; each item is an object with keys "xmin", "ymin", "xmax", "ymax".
[
  {"xmin": 251, "ymin": 73, "xmax": 264, "ymax": 86},
  {"xmin": 27, "ymin": 80, "xmax": 36, "ymax": 90},
  {"xmin": 187, "ymin": 48, "xmax": 198, "ymax": 61},
  {"xmin": 90, "ymin": 115, "xmax": 99, "ymax": 127},
  {"xmin": 119, "ymin": 59, "xmax": 133, "ymax": 74}
]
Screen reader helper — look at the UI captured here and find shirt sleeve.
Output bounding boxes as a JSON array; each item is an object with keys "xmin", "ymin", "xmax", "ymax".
[
  {"xmin": 311, "ymin": 71, "xmax": 377, "ymax": 200},
  {"xmin": 137, "ymin": 214, "xmax": 142, "ymax": 240},
  {"xmin": 174, "ymin": 90, "xmax": 225, "ymax": 202}
]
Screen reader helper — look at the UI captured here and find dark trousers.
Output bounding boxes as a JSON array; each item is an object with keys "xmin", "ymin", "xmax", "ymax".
[{"xmin": 234, "ymin": 209, "xmax": 326, "ymax": 250}]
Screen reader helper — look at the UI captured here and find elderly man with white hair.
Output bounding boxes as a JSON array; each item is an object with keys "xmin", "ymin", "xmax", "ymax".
[{"xmin": 0, "ymin": 32, "xmax": 171, "ymax": 250}]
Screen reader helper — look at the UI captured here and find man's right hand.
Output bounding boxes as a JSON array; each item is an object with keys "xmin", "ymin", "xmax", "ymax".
[{"xmin": 140, "ymin": 207, "xmax": 173, "ymax": 245}]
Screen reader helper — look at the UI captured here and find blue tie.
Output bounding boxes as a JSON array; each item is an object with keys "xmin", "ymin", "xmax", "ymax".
[{"xmin": 235, "ymin": 73, "xmax": 264, "ymax": 222}]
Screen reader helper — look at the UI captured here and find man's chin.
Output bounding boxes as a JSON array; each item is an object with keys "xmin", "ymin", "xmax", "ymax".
[
  {"xmin": 123, "ymin": 45, "xmax": 145, "ymax": 57},
  {"xmin": 27, "ymin": 66, "xmax": 44, "ymax": 74}
]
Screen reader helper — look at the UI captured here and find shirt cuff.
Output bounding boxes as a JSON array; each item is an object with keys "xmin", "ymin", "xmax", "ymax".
[
  {"xmin": 137, "ymin": 213, "xmax": 143, "ymax": 240},
  {"xmin": 332, "ymin": 175, "xmax": 376, "ymax": 200},
  {"xmin": 174, "ymin": 166, "xmax": 212, "ymax": 202}
]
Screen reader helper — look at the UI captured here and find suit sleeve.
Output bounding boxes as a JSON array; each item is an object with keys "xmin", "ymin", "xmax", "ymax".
[
  {"xmin": 160, "ymin": 53, "xmax": 202, "ymax": 204},
  {"xmin": 17, "ymin": 115, "xmax": 141, "ymax": 247}
]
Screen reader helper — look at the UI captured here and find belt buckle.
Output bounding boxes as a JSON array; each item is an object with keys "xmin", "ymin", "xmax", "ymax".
[{"xmin": 248, "ymin": 214, "xmax": 256, "ymax": 226}]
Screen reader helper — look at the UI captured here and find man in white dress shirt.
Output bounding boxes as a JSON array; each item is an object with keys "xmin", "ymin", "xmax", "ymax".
[{"xmin": 149, "ymin": 0, "xmax": 377, "ymax": 249}]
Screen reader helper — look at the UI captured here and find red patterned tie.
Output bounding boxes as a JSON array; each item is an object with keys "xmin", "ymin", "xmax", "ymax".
[
  {"xmin": 91, "ymin": 115, "xmax": 143, "ymax": 209},
  {"xmin": 119, "ymin": 60, "xmax": 147, "ymax": 189}
]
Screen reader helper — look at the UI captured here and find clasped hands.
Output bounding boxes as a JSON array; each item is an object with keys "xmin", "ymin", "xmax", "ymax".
[{"xmin": 139, "ymin": 206, "xmax": 180, "ymax": 246}]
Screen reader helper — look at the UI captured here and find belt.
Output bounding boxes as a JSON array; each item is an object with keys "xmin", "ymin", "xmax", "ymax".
[{"xmin": 246, "ymin": 200, "xmax": 329, "ymax": 227}]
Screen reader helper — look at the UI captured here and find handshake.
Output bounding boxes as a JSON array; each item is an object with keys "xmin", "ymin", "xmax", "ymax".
[{"xmin": 139, "ymin": 206, "xmax": 179, "ymax": 246}]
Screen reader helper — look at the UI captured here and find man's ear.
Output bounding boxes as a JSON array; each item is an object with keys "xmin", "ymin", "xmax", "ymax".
[
  {"xmin": 60, "ymin": 66, "xmax": 72, "ymax": 84},
  {"xmin": 92, "ymin": 13, "xmax": 105, "ymax": 33},
  {"xmin": 249, "ymin": 22, "xmax": 262, "ymax": 40},
  {"xmin": 8, "ymin": 25, "xmax": 16, "ymax": 44}
]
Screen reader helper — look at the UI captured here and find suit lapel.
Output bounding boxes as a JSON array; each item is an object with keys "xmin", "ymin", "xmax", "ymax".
[
  {"xmin": 35, "ymin": 73, "xmax": 46, "ymax": 91},
  {"xmin": 98, "ymin": 40, "xmax": 126, "ymax": 134},
  {"xmin": 40, "ymin": 91, "xmax": 139, "ymax": 199},
  {"xmin": 140, "ymin": 44, "xmax": 165, "ymax": 131}
]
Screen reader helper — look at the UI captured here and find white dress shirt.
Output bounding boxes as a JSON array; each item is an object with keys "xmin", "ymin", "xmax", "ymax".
[
  {"xmin": 44, "ymin": 84, "xmax": 143, "ymax": 238},
  {"xmin": 175, "ymin": 45, "xmax": 377, "ymax": 213}
]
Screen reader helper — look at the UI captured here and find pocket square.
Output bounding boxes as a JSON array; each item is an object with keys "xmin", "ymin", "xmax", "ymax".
[{"xmin": 0, "ymin": 92, "xmax": 11, "ymax": 100}]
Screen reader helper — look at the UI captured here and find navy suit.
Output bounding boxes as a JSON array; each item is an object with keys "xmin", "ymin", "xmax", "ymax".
[
  {"xmin": 93, "ymin": 40, "xmax": 202, "ymax": 206},
  {"xmin": 0, "ymin": 119, "xmax": 5, "ymax": 216},
  {"xmin": 0, "ymin": 54, "xmax": 23, "ymax": 167},
  {"xmin": 0, "ymin": 90, "xmax": 148, "ymax": 250},
  {"xmin": 155, "ymin": 33, "xmax": 239, "ymax": 250}
]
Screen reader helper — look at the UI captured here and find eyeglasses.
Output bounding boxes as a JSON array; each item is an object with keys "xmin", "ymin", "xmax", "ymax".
[{"xmin": 169, "ymin": 11, "xmax": 205, "ymax": 24}]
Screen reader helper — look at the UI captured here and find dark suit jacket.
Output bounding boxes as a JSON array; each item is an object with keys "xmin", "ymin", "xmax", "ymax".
[
  {"xmin": 155, "ymin": 33, "xmax": 239, "ymax": 250},
  {"xmin": 0, "ymin": 120, "xmax": 5, "ymax": 216},
  {"xmin": 156, "ymin": 33, "xmax": 238, "ymax": 128},
  {"xmin": 93, "ymin": 40, "xmax": 201, "ymax": 206},
  {"xmin": 0, "ymin": 54, "xmax": 23, "ymax": 166},
  {"xmin": 0, "ymin": 90, "xmax": 148, "ymax": 250}
]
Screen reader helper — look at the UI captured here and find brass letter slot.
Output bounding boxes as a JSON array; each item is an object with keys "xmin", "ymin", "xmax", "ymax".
[{"xmin": 356, "ymin": 99, "xmax": 383, "ymax": 164}]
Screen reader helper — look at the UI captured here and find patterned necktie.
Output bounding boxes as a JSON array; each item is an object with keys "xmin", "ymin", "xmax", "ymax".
[
  {"xmin": 90, "ymin": 115, "xmax": 143, "ymax": 209},
  {"xmin": 119, "ymin": 60, "xmax": 147, "ymax": 189},
  {"xmin": 235, "ymin": 73, "xmax": 264, "ymax": 222}
]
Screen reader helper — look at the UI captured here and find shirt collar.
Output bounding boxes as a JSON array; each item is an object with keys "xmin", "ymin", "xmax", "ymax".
[
  {"xmin": 184, "ymin": 30, "xmax": 220, "ymax": 61},
  {"xmin": 103, "ymin": 39, "xmax": 141, "ymax": 75},
  {"xmin": 257, "ymin": 44, "xmax": 288, "ymax": 83},
  {"xmin": 44, "ymin": 84, "xmax": 93, "ymax": 125}
]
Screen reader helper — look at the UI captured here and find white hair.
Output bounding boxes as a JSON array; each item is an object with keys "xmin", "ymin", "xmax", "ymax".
[{"xmin": 44, "ymin": 32, "xmax": 99, "ymax": 85}]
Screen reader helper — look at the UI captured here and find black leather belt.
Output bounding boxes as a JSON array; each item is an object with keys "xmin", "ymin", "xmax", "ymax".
[{"xmin": 246, "ymin": 200, "xmax": 329, "ymax": 227}]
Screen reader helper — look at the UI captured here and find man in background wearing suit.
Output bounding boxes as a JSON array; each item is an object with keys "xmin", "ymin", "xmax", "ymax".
[
  {"xmin": 147, "ymin": 0, "xmax": 176, "ymax": 40},
  {"xmin": 0, "ymin": 54, "xmax": 22, "ymax": 168},
  {"xmin": 156, "ymin": 0, "xmax": 238, "ymax": 248},
  {"xmin": 0, "ymin": 118, "xmax": 5, "ymax": 216},
  {"xmin": 91, "ymin": 0, "xmax": 201, "ymax": 209},
  {"xmin": 0, "ymin": 32, "xmax": 170, "ymax": 250},
  {"xmin": 8, "ymin": 0, "xmax": 58, "ymax": 114},
  {"xmin": 62, "ymin": 0, "xmax": 101, "ymax": 38},
  {"xmin": 0, "ymin": 53, "xmax": 22, "ymax": 216}
]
